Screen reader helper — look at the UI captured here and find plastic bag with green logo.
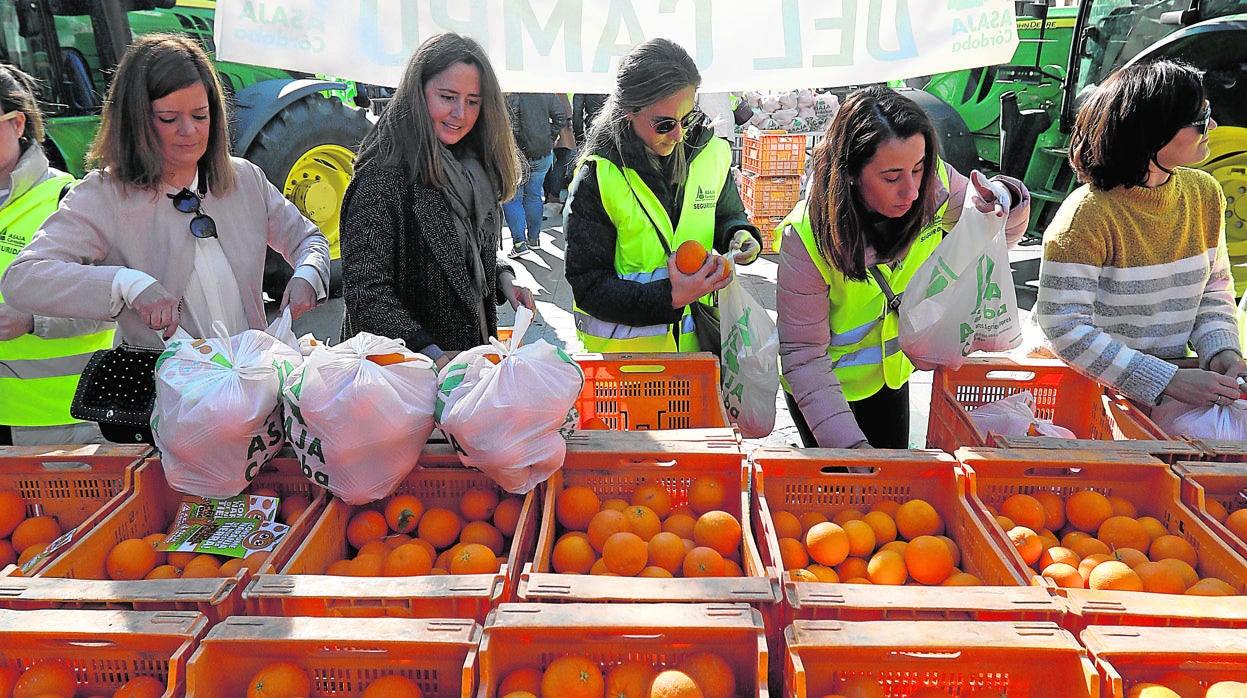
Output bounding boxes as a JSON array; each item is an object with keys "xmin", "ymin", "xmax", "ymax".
[
  {"xmin": 898, "ymin": 193, "xmax": 1022, "ymax": 370},
  {"xmin": 434, "ymin": 307, "xmax": 583, "ymax": 494}
]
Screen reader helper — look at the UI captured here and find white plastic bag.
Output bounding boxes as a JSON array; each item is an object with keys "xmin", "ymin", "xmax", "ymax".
[
  {"xmin": 969, "ymin": 391, "xmax": 1077, "ymax": 439},
  {"xmin": 282, "ymin": 332, "xmax": 438, "ymax": 504},
  {"xmin": 152, "ymin": 312, "xmax": 301, "ymax": 498},
  {"xmin": 1153, "ymin": 399, "xmax": 1247, "ymax": 440},
  {"xmin": 435, "ymin": 307, "xmax": 584, "ymax": 494},
  {"xmin": 899, "ymin": 192, "xmax": 1022, "ymax": 370},
  {"xmin": 718, "ymin": 265, "xmax": 779, "ymax": 438}
]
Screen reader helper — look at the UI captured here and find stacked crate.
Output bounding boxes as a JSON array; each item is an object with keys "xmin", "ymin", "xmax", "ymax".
[{"xmin": 739, "ymin": 129, "xmax": 807, "ymax": 254}]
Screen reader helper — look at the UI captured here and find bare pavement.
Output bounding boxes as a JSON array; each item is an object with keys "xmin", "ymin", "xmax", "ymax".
[{"xmin": 280, "ymin": 213, "xmax": 1047, "ymax": 451}]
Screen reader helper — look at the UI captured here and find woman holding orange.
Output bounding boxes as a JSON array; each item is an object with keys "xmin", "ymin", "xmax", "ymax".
[{"xmin": 564, "ymin": 38, "xmax": 761, "ymax": 353}]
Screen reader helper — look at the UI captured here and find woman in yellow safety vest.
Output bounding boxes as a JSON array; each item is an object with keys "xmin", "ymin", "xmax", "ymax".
[
  {"xmin": 565, "ymin": 38, "xmax": 762, "ymax": 354},
  {"xmin": 0, "ymin": 65, "xmax": 113, "ymax": 445},
  {"xmin": 777, "ymin": 85, "xmax": 1031, "ymax": 448}
]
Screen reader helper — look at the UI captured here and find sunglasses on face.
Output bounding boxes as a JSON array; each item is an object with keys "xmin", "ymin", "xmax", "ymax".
[
  {"xmin": 1189, "ymin": 102, "xmax": 1212, "ymax": 136},
  {"xmin": 650, "ymin": 108, "xmax": 703, "ymax": 135},
  {"xmin": 169, "ymin": 188, "xmax": 218, "ymax": 239}
]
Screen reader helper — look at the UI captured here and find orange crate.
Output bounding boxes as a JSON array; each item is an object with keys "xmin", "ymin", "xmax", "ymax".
[
  {"xmin": 186, "ymin": 615, "xmax": 479, "ymax": 697},
  {"xmin": 0, "ymin": 608, "xmax": 207, "ymax": 697},
  {"xmin": 0, "ymin": 444, "xmax": 150, "ymax": 575},
  {"xmin": 518, "ymin": 430, "xmax": 772, "ymax": 606},
  {"xmin": 751, "ymin": 448, "xmax": 1048, "ymax": 621},
  {"xmin": 573, "ymin": 352, "xmax": 729, "ymax": 430},
  {"xmin": 245, "ymin": 443, "xmax": 538, "ymax": 623},
  {"xmin": 991, "ymin": 434, "xmax": 1202, "ymax": 463},
  {"xmin": 1174, "ymin": 460, "xmax": 1247, "ymax": 560},
  {"xmin": 785, "ymin": 619, "xmax": 1096, "ymax": 697},
  {"xmin": 958, "ymin": 448, "xmax": 1247, "ymax": 632},
  {"xmin": 741, "ymin": 130, "xmax": 807, "ymax": 176},
  {"xmin": 749, "ymin": 215, "xmax": 787, "ymax": 255},
  {"xmin": 1082, "ymin": 625, "xmax": 1247, "ymax": 697},
  {"xmin": 739, "ymin": 172, "xmax": 801, "ymax": 217},
  {"xmin": 477, "ymin": 603, "xmax": 768, "ymax": 698},
  {"xmin": 926, "ymin": 357, "xmax": 1168, "ymax": 452},
  {"xmin": 1183, "ymin": 437, "xmax": 1247, "ymax": 462},
  {"xmin": 7, "ymin": 456, "xmax": 323, "ymax": 623}
]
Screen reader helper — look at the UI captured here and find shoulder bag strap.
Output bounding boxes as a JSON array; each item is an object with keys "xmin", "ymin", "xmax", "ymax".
[{"xmin": 867, "ymin": 265, "xmax": 903, "ymax": 314}]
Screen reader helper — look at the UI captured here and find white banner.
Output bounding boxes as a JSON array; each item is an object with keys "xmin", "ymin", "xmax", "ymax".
[{"xmin": 214, "ymin": 0, "xmax": 1018, "ymax": 92}]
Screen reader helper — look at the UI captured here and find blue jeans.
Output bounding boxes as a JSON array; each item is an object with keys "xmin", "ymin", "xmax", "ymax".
[{"xmin": 503, "ymin": 151, "xmax": 554, "ymax": 244}]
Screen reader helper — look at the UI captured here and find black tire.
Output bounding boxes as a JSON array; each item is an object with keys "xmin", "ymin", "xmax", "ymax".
[{"xmin": 245, "ymin": 94, "xmax": 372, "ymax": 299}]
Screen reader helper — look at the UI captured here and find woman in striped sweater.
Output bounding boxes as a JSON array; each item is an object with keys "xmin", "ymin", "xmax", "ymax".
[{"xmin": 1036, "ymin": 58, "xmax": 1245, "ymax": 417}]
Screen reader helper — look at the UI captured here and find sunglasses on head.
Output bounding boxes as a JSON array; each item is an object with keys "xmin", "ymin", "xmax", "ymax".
[
  {"xmin": 650, "ymin": 108, "xmax": 703, "ymax": 135},
  {"xmin": 169, "ymin": 188, "xmax": 217, "ymax": 239},
  {"xmin": 1189, "ymin": 102, "xmax": 1212, "ymax": 136}
]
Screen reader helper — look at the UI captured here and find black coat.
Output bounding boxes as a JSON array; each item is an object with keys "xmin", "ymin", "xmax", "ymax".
[{"xmin": 340, "ymin": 161, "xmax": 511, "ymax": 352}]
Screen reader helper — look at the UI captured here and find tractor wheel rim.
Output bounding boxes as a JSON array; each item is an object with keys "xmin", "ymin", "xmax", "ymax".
[{"xmin": 284, "ymin": 144, "xmax": 355, "ymax": 255}]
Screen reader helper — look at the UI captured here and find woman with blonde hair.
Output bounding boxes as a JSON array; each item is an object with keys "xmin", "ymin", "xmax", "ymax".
[{"xmin": 341, "ymin": 31, "xmax": 534, "ymax": 368}]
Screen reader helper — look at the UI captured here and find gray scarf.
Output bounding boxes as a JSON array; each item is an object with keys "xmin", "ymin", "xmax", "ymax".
[{"xmin": 437, "ymin": 144, "xmax": 498, "ymax": 344}]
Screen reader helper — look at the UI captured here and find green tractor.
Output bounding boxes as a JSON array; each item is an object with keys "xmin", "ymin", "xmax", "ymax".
[
  {"xmin": 1, "ymin": 0, "xmax": 373, "ymax": 297},
  {"xmin": 917, "ymin": 0, "xmax": 1247, "ymax": 294}
]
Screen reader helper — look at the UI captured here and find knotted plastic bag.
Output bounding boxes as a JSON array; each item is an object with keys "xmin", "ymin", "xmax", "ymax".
[
  {"xmin": 281, "ymin": 332, "xmax": 438, "ymax": 504},
  {"xmin": 435, "ymin": 308, "xmax": 584, "ymax": 494},
  {"xmin": 153, "ymin": 312, "xmax": 301, "ymax": 498}
]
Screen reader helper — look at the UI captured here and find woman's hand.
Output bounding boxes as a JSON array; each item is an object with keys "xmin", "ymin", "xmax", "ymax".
[
  {"xmin": 0, "ymin": 303, "xmax": 34, "ymax": 341},
  {"xmin": 1163, "ymin": 367, "xmax": 1243, "ymax": 407},
  {"xmin": 281, "ymin": 277, "xmax": 318, "ymax": 320},
  {"xmin": 131, "ymin": 282, "xmax": 181, "ymax": 339},
  {"xmin": 668, "ymin": 251, "xmax": 731, "ymax": 309},
  {"xmin": 1209, "ymin": 349, "xmax": 1247, "ymax": 380},
  {"xmin": 969, "ymin": 170, "xmax": 1012, "ymax": 217},
  {"xmin": 500, "ymin": 274, "xmax": 536, "ymax": 311},
  {"xmin": 728, "ymin": 229, "xmax": 761, "ymax": 266}
]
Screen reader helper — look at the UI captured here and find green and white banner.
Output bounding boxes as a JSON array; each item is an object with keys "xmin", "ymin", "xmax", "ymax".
[{"xmin": 214, "ymin": 0, "xmax": 1018, "ymax": 91}]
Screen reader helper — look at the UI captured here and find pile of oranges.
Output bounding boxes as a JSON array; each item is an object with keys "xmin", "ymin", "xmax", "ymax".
[
  {"xmin": 94, "ymin": 486, "xmax": 311, "ymax": 582},
  {"xmin": 323, "ymin": 487, "xmax": 523, "ymax": 577},
  {"xmin": 0, "ymin": 488, "xmax": 64, "ymax": 574},
  {"xmin": 549, "ymin": 475, "xmax": 744, "ymax": 578},
  {"xmin": 0, "ymin": 660, "xmax": 165, "ymax": 698},
  {"xmin": 772, "ymin": 497, "xmax": 979, "ymax": 586},
  {"xmin": 245, "ymin": 661, "xmax": 421, "ymax": 697},
  {"xmin": 496, "ymin": 650, "xmax": 736, "ymax": 698},
  {"xmin": 987, "ymin": 489, "xmax": 1240, "ymax": 595}
]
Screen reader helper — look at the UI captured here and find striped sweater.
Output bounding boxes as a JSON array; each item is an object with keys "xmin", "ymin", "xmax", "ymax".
[{"xmin": 1036, "ymin": 167, "xmax": 1239, "ymax": 404}]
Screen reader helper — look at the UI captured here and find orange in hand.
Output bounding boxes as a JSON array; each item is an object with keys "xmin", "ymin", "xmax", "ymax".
[{"xmin": 673, "ymin": 240, "xmax": 708, "ymax": 274}]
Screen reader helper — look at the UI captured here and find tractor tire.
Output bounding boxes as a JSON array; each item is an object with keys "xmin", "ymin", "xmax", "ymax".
[{"xmin": 245, "ymin": 93, "xmax": 371, "ymax": 300}]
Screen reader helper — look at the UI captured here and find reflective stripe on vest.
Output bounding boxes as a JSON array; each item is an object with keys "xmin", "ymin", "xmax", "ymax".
[
  {"xmin": 573, "ymin": 138, "xmax": 731, "ymax": 353},
  {"xmin": 779, "ymin": 160, "xmax": 950, "ymax": 402},
  {"xmin": 0, "ymin": 175, "xmax": 115, "ymax": 426}
]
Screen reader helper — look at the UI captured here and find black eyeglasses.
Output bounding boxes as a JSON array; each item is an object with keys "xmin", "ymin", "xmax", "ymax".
[
  {"xmin": 1189, "ymin": 102, "xmax": 1212, "ymax": 136},
  {"xmin": 650, "ymin": 108, "xmax": 703, "ymax": 135},
  {"xmin": 169, "ymin": 188, "xmax": 217, "ymax": 239}
]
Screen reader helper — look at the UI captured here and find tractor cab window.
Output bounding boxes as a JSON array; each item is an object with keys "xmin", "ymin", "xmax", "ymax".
[
  {"xmin": 0, "ymin": 3, "xmax": 59, "ymax": 103},
  {"xmin": 1076, "ymin": 0, "xmax": 1189, "ymax": 98}
]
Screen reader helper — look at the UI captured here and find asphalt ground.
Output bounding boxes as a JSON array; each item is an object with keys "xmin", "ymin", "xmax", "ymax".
[{"xmin": 280, "ymin": 209, "xmax": 1047, "ymax": 450}]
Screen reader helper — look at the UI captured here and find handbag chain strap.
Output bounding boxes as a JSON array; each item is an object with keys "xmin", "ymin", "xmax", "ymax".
[{"xmin": 867, "ymin": 265, "xmax": 903, "ymax": 314}]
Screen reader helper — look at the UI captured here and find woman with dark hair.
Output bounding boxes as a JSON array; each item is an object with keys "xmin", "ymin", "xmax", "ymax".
[
  {"xmin": 0, "ymin": 64, "xmax": 113, "ymax": 445},
  {"xmin": 340, "ymin": 32, "xmax": 534, "ymax": 368},
  {"xmin": 1, "ymin": 33, "xmax": 327, "ymax": 348},
  {"xmin": 564, "ymin": 38, "xmax": 761, "ymax": 353},
  {"xmin": 1037, "ymin": 59, "xmax": 1243, "ymax": 415},
  {"xmin": 777, "ymin": 85, "xmax": 1030, "ymax": 448}
]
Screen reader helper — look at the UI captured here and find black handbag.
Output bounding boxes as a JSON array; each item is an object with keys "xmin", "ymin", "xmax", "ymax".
[
  {"xmin": 70, "ymin": 344, "xmax": 162, "ymax": 444},
  {"xmin": 690, "ymin": 299, "xmax": 721, "ymax": 358}
]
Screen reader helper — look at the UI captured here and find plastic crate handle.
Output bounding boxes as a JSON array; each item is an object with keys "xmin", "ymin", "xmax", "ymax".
[
  {"xmin": 619, "ymin": 459, "xmax": 678, "ymax": 468},
  {"xmin": 616, "ymin": 364, "xmax": 669, "ymax": 374},
  {"xmin": 982, "ymin": 370, "xmax": 1038, "ymax": 382}
]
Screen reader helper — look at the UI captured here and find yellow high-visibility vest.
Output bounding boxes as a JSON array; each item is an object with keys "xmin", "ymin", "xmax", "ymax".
[
  {"xmin": 573, "ymin": 139, "xmax": 731, "ymax": 353},
  {"xmin": 0, "ymin": 175, "xmax": 114, "ymax": 426}
]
